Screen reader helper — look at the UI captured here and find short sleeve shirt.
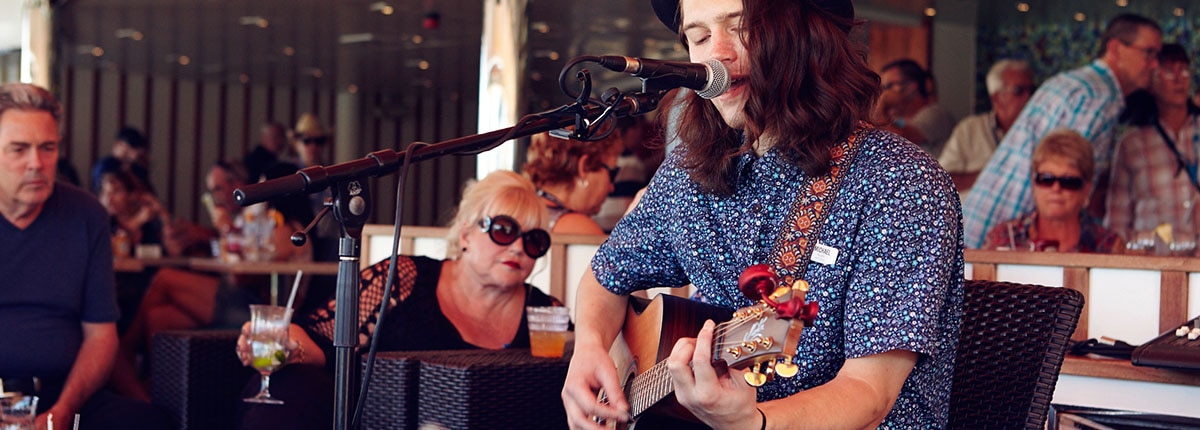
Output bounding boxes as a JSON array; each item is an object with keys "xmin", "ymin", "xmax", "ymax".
[
  {"xmin": 593, "ymin": 128, "xmax": 964, "ymax": 427},
  {"xmin": 0, "ymin": 184, "xmax": 119, "ymax": 379}
]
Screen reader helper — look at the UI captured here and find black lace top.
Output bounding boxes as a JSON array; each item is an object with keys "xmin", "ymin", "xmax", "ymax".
[{"xmin": 299, "ymin": 255, "xmax": 563, "ymax": 372}]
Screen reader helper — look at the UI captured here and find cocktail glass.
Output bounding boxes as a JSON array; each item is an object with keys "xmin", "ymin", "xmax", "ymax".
[{"xmin": 243, "ymin": 304, "xmax": 292, "ymax": 404}]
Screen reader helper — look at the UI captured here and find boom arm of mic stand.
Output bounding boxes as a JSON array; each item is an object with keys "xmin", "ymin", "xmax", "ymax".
[
  {"xmin": 232, "ymin": 91, "xmax": 666, "ymax": 206},
  {"xmin": 231, "ymin": 90, "xmax": 663, "ymax": 430}
]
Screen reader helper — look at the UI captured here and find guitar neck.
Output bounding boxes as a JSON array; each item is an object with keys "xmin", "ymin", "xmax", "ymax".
[
  {"xmin": 627, "ymin": 360, "xmax": 673, "ymax": 417},
  {"xmin": 627, "ymin": 338, "xmax": 730, "ymax": 417}
]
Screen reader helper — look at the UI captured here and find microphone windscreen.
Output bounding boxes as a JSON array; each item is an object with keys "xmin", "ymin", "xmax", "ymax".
[{"xmin": 697, "ymin": 59, "xmax": 730, "ymax": 99}]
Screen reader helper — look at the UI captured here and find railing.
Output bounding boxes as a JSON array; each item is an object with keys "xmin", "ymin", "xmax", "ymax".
[
  {"xmin": 364, "ymin": 225, "xmax": 1200, "ymax": 417},
  {"xmin": 965, "ymin": 250, "xmax": 1200, "ymax": 345}
]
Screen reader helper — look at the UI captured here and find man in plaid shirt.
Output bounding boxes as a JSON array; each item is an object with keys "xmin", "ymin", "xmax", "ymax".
[{"xmin": 962, "ymin": 13, "xmax": 1162, "ymax": 248}]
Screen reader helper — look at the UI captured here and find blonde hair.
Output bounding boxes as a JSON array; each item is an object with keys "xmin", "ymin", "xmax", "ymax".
[
  {"xmin": 445, "ymin": 170, "xmax": 549, "ymax": 258},
  {"xmin": 1032, "ymin": 129, "xmax": 1094, "ymax": 180}
]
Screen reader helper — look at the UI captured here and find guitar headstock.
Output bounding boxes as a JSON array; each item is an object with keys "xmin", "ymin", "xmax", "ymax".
[{"xmin": 714, "ymin": 264, "xmax": 818, "ymax": 387}]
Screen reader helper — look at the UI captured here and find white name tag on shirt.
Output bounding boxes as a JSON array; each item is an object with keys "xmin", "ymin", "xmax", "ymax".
[{"xmin": 812, "ymin": 242, "xmax": 839, "ymax": 266}]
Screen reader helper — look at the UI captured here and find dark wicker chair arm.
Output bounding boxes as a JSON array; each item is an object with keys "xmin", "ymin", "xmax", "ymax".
[{"xmin": 150, "ymin": 330, "xmax": 255, "ymax": 430}]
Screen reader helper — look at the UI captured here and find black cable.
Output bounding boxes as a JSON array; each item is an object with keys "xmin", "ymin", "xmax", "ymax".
[{"xmin": 350, "ymin": 140, "xmax": 427, "ymax": 429}]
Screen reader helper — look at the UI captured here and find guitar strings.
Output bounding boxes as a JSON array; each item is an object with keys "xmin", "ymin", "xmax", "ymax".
[{"xmin": 711, "ymin": 316, "xmax": 761, "ymax": 349}]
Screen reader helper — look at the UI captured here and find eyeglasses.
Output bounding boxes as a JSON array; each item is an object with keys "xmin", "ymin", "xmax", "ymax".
[
  {"xmin": 478, "ymin": 215, "xmax": 551, "ymax": 258},
  {"xmin": 1156, "ymin": 69, "xmax": 1191, "ymax": 81},
  {"xmin": 1001, "ymin": 85, "xmax": 1036, "ymax": 97},
  {"xmin": 300, "ymin": 136, "xmax": 328, "ymax": 146},
  {"xmin": 1122, "ymin": 42, "xmax": 1161, "ymax": 61},
  {"xmin": 1033, "ymin": 173, "xmax": 1086, "ymax": 191},
  {"xmin": 602, "ymin": 164, "xmax": 620, "ymax": 183}
]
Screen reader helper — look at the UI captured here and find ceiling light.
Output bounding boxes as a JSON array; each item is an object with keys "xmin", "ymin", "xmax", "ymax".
[
  {"xmin": 282, "ymin": 46, "xmax": 295, "ymax": 56},
  {"xmin": 1172, "ymin": 7, "xmax": 1184, "ymax": 16},
  {"xmin": 91, "ymin": 47, "xmax": 104, "ymax": 57},
  {"xmin": 339, "ymin": 33, "xmax": 375, "ymax": 44},
  {"xmin": 1115, "ymin": 0, "xmax": 1129, "ymax": 6},
  {"xmin": 924, "ymin": 7, "xmax": 936, "ymax": 17},
  {"xmin": 369, "ymin": 2, "xmax": 394, "ymax": 15},
  {"xmin": 1016, "ymin": 2, "xmax": 1030, "ymax": 12},
  {"xmin": 1073, "ymin": 12, "xmax": 1086, "ymax": 22},
  {"xmin": 239, "ymin": 16, "xmax": 269, "ymax": 28},
  {"xmin": 115, "ymin": 28, "xmax": 143, "ymax": 41},
  {"xmin": 302, "ymin": 67, "xmax": 324, "ymax": 78}
]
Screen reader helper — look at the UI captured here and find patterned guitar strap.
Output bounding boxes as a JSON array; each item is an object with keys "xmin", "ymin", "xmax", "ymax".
[{"xmin": 768, "ymin": 124, "xmax": 868, "ymax": 285}]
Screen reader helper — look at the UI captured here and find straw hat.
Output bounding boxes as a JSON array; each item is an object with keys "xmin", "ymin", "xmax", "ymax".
[{"xmin": 293, "ymin": 113, "xmax": 329, "ymax": 139}]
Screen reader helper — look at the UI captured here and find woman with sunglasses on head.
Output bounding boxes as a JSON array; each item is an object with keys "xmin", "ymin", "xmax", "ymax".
[
  {"xmin": 984, "ymin": 130, "xmax": 1122, "ymax": 252},
  {"xmin": 1106, "ymin": 44, "xmax": 1200, "ymax": 236},
  {"xmin": 235, "ymin": 170, "xmax": 563, "ymax": 429},
  {"xmin": 523, "ymin": 129, "xmax": 625, "ymax": 234}
]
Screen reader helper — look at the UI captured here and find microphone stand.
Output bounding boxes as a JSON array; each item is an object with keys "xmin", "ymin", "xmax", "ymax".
[{"xmin": 234, "ymin": 88, "xmax": 668, "ymax": 430}]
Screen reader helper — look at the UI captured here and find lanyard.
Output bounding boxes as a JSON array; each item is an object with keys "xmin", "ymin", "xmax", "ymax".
[{"xmin": 1153, "ymin": 120, "xmax": 1200, "ymax": 195}]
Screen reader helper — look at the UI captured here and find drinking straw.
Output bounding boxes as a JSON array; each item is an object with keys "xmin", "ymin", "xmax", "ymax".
[
  {"xmin": 285, "ymin": 270, "xmax": 303, "ymax": 312},
  {"xmin": 47, "ymin": 413, "xmax": 52, "ymax": 429},
  {"xmin": 73, "ymin": 413, "xmax": 81, "ymax": 430}
]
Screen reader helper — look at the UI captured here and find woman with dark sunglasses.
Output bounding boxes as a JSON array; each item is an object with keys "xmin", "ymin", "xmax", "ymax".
[
  {"xmin": 233, "ymin": 170, "xmax": 565, "ymax": 429},
  {"xmin": 523, "ymin": 129, "xmax": 624, "ymax": 234},
  {"xmin": 983, "ymin": 130, "xmax": 1122, "ymax": 252}
]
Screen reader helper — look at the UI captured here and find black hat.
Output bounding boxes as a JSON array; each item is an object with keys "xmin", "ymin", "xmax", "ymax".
[{"xmin": 650, "ymin": 0, "xmax": 854, "ymax": 34}]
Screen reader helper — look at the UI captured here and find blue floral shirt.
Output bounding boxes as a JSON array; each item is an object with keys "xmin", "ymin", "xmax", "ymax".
[{"xmin": 593, "ymin": 128, "xmax": 964, "ymax": 427}]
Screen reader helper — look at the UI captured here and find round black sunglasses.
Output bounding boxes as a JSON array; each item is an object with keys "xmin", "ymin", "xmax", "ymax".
[{"xmin": 478, "ymin": 215, "xmax": 551, "ymax": 258}]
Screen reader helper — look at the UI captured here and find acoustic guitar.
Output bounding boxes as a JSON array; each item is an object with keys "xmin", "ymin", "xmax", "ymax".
[{"xmin": 600, "ymin": 265, "xmax": 818, "ymax": 428}]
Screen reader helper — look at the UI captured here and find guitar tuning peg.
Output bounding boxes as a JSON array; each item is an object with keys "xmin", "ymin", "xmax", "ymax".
[
  {"xmin": 774, "ymin": 357, "xmax": 799, "ymax": 378},
  {"xmin": 744, "ymin": 370, "xmax": 768, "ymax": 387},
  {"xmin": 799, "ymin": 301, "xmax": 819, "ymax": 325},
  {"xmin": 737, "ymin": 264, "xmax": 778, "ymax": 302},
  {"xmin": 741, "ymin": 341, "xmax": 758, "ymax": 353},
  {"xmin": 725, "ymin": 346, "xmax": 743, "ymax": 359}
]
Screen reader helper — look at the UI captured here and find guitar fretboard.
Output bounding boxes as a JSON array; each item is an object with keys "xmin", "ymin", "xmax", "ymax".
[{"xmin": 628, "ymin": 360, "xmax": 672, "ymax": 417}]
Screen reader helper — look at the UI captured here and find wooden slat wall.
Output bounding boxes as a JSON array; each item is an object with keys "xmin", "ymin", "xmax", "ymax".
[{"xmin": 55, "ymin": 66, "xmax": 477, "ymax": 228}]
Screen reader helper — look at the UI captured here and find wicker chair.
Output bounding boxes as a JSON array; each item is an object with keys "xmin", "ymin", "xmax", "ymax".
[
  {"xmin": 151, "ymin": 331, "xmax": 570, "ymax": 430},
  {"xmin": 150, "ymin": 330, "xmax": 252, "ymax": 430},
  {"xmin": 947, "ymin": 279, "xmax": 1084, "ymax": 430}
]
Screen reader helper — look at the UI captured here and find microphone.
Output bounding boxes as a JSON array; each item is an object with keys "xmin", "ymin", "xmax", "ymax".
[{"xmin": 596, "ymin": 57, "xmax": 729, "ymax": 99}]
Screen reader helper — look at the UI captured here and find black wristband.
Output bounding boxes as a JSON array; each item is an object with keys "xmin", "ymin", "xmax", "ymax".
[{"xmin": 757, "ymin": 407, "xmax": 767, "ymax": 430}]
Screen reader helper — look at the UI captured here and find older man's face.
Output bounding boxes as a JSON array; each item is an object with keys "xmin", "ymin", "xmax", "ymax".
[{"xmin": 0, "ymin": 109, "xmax": 60, "ymax": 219}]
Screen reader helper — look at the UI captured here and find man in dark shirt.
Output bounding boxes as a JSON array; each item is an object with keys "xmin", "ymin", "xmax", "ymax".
[
  {"xmin": 0, "ymin": 83, "xmax": 170, "ymax": 430},
  {"xmin": 243, "ymin": 121, "xmax": 289, "ymax": 183}
]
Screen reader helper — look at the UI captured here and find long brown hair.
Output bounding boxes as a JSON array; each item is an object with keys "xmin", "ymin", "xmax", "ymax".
[{"xmin": 673, "ymin": 0, "xmax": 879, "ymax": 195}]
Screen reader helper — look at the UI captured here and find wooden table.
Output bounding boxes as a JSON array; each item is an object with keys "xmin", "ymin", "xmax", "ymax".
[
  {"xmin": 113, "ymin": 257, "xmax": 190, "ymax": 273},
  {"xmin": 185, "ymin": 258, "xmax": 340, "ymax": 305},
  {"xmin": 1055, "ymin": 355, "xmax": 1200, "ymax": 418},
  {"xmin": 1062, "ymin": 355, "xmax": 1200, "ymax": 386}
]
